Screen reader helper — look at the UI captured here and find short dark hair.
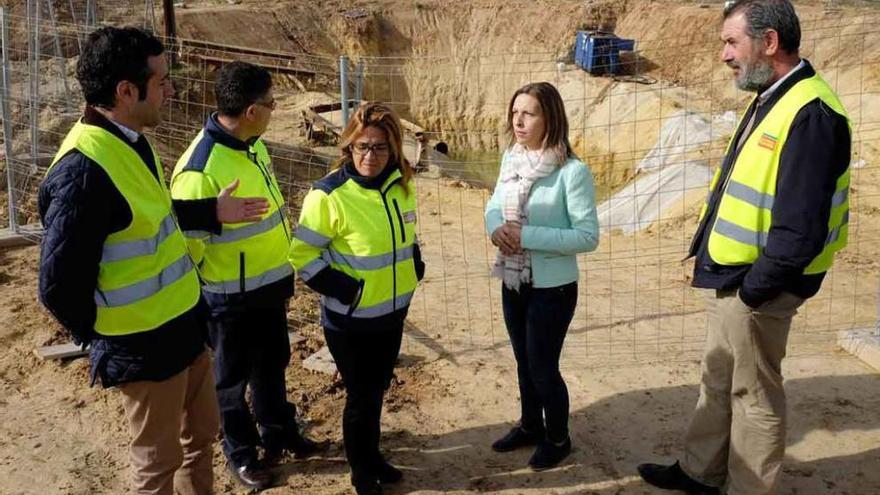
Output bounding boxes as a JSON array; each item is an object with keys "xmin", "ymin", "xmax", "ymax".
[
  {"xmin": 214, "ymin": 61, "xmax": 273, "ymax": 117},
  {"xmin": 76, "ymin": 26, "xmax": 165, "ymax": 107},
  {"xmin": 723, "ymin": 0, "xmax": 801, "ymax": 54}
]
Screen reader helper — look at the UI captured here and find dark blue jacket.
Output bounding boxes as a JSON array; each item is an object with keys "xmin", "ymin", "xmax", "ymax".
[{"xmin": 38, "ymin": 107, "xmax": 220, "ymax": 388}]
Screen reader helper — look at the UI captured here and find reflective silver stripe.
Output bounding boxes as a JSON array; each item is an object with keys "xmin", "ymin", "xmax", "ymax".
[
  {"xmin": 713, "ymin": 218, "xmax": 767, "ymax": 248},
  {"xmin": 209, "ymin": 213, "xmax": 282, "ymax": 244},
  {"xmin": 299, "ymin": 257, "xmax": 329, "ymax": 282},
  {"xmin": 293, "ymin": 225, "xmax": 331, "ymax": 248},
  {"xmin": 323, "ymin": 290, "xmax": 415, "ymax": 318},
  {"xmin": 831, "ymin": 188, "xmax": 848, "ymax": 208},
  {"xmin": 326, "ymin": 245, "xmax": 414, "ymax": 271},
  {"xmin": 726, "ymin": 180, "xmax": 774, "ymax": 210},
  {"xmin": 101, "ymin": 214, "xmax": 178, "ymax": 263},
  {"xmin": 94, "ymin": 253, "xmax": 194, "ymax": 307},
  {"xmin": 826, "ymin": 211, "xmax": 850, "ymax": 245},
  {"xmin": 201, "ymin": 261, "xmax": 294, "ymax": 294},
  {"xmin": 184, "ymin": 230, "xmax": 212, "ymax": 240}
]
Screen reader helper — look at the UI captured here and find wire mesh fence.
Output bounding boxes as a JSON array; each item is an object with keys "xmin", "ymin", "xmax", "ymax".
[{"xmin": 2, "ymin": 3, "xmax": 878, "ymax": 366}]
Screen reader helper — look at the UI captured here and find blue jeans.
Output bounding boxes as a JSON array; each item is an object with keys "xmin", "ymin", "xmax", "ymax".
[{"xmin": 502, "ymin": 282, "xmax": 577, "ymax": 443}]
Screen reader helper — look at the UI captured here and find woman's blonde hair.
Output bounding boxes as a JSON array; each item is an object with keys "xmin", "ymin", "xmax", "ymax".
[
  {"xmin": 333, "ymin": 101, "xmax": 413, "ymax": 194},
  {"xmin": 506, "ymin": 82, "xmax": 573, "ymax": 163}
]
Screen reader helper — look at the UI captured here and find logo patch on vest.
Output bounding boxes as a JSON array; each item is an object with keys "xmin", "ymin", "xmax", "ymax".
[
  {"xmin": 403, "ymin": 211, "xmax": 417, "ymax": 223},
  {"xmin": 758, "ymin": 133, "xmax": 778, "ymax": 151}
]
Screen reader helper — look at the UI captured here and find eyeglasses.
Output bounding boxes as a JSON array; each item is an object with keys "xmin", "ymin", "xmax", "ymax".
[
  {"xmin": 351, "ymin": 142, "xmax": 390, "ymax": 156},
  {"xmin": 255, "ymin": 98, "xmax": 276, "ymax": 110}
]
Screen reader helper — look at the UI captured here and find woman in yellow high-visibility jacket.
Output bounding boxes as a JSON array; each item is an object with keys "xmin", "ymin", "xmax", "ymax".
[{"xmin": 289, "ymin": 102, "xmax": 424, "ymax": 495}]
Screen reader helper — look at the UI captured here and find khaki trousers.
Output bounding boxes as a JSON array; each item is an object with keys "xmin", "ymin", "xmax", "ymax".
[
  {"xmin": 118, "ymin": 350, "xmax": 220, "ymax": 495},
  {"xmin": 682, "ymin": 289, "xmax": 803, "ymax": 495}
]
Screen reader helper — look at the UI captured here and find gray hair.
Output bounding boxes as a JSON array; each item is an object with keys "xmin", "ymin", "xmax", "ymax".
[{"xmin": 723, "ymin": 0, "xmax": 801, "ymax": 54}]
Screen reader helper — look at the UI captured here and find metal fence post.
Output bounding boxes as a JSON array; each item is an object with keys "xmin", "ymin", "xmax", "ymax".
[
  {"xmin": 355, "ymin": 59, "xmax": 365, "ymax": 104},
  {"xmin": 27, "ymin": 0, "xmax": 40, "ymax": 174},
  {"xmin": 340, "ymin": 55, "xmax": 349, "ymax": 127},
  {"xmin": 1, "ymin": 7, "xmax": 16, "ymax": 232}
]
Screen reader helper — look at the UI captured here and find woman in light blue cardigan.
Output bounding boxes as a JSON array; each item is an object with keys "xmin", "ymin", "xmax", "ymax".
[{"xmin": 484, "ymin": 82, "xmax": 599, "ymax": 470}]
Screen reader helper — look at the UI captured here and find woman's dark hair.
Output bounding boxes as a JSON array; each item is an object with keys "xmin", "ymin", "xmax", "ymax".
[
  {"xmin": 76, "ymin": 26, "xmax": 164, "ymax": 107},
  {"xmin": 214, "ymin": 61, "xmax": 273, "ymax": 117},
  {"xmin": 506, "ymin": 82, "xmax": 573, "ymax": 162},
  {"xmin": 334, "ymin": 102, "xmax": 413, "ymax": 195}
]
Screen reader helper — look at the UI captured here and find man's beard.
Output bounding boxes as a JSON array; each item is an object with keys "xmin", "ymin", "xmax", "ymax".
[{"xmin": 730, "ymin": 56, "xmax": 775, "ymax": 92}]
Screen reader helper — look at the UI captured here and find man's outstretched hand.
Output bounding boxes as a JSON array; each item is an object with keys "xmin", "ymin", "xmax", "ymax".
[{"xmin": 217, "ymin": 179, "xmax": 270, "ymax": 223}]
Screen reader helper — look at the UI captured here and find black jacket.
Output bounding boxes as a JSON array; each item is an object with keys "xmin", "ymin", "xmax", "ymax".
[
  {"xmin": 38, "ymin": 107, "xmax": 220, "ymax": 388},
  {"xmin": 689, "ymin": 61, "xmax": 851, "ymax": 307}
]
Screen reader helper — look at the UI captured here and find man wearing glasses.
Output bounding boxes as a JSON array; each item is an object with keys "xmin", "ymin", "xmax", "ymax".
[
  {"xmin": 171, "ymin": 61, "xmax": 321, "ymax": 491},
  {"xmin": 638, "ymin": 1, "xmax": 851, "ymax": 494}
]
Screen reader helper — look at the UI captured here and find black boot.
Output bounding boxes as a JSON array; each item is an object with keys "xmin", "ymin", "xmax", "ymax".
[
  {"xmin": 637, "ymin": 461, "xmax": 721, "ymax": 494},
  {"xmin": 353, "ymin": 478, "xmax": 383, "ymax": 495},
  {"xmin": 375, "ymin": 459, "xmax": 402, "ymax": 484},
  {"xmin": 491, "ymin": 426, "xmax": 543, "ymax": 453},
  {"xmin": 528, "ymin": 437, "xmax": 572, "ymax": 471}
]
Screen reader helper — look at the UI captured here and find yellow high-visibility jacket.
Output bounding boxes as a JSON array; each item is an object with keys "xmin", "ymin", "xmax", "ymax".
[
  {"xmin": 290, "ymin": 164, "xmax": 422, "ymax": 329},
  {"xmin": 170, "ymin": 115, "xmax": 294, "ymax": 309}
]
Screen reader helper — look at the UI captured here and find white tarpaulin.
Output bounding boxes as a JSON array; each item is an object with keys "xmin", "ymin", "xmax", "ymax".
[
  {"xmin": 597, "ymin": 160, "xmax": 714, "ymax": 234},
  {"xmin": 638, "ymin": 110, "xmax": 737, "ymax": 171},
  {"xmin": 596, "ymin": 110, "xmax": 736, "ymax": 234}
]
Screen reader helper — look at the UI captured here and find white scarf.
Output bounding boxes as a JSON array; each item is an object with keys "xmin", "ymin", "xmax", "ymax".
[{"xmin": 491, "ymin": 144, "xmax": 559, "ymax": 291}]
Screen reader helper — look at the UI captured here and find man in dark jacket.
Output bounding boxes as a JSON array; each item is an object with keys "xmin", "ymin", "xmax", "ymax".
[
  {"xmin": 38, "ymin": 27, "xmax": 267, "ymax": 494},
  {"xmin": 638, "ymin": 1, "xmax": 851, "ymax": 494}
]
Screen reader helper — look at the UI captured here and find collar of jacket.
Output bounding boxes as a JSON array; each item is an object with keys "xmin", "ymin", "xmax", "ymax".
[
  {"xmin": 753, "ymin": 59, "xmax": 817, "ymax": 110},
  {"xmin": 83, "ymin": 105, "xmax": 143, "ymax": 147},
  {"xmin": 204, "ymin": 112, "xmax": 260, "ymax": 151},
  {"xmin": 343, "ymin": 161, "xmax": 401, "ymax": 192}
]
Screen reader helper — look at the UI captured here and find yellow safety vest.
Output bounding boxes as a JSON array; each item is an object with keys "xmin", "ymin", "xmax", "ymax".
[
  {"xmin": 700, "ymin": 74, "xmax": 850, "ymax": 274},
  {"xmin": 48, "ymin": 121, "xmax": 200, "ymax": 335},
  {"xmin": 171, "ymin": 129, "xmax": 293, "ymax": 295},
  {"xmin": 289, "ymin": 167, "xmax": 419, "ymax": 318}
]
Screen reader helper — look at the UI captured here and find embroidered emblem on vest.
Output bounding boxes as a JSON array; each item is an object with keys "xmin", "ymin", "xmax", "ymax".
[{"xmin": 758, "ymin": 133, "xmax": 778, "ymax": 151}]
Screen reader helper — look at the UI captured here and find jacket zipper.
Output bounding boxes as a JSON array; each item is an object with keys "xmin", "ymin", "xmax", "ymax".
[
  {"xmin": 380, "ymin": 178, "xmax": 402, "ymax": 311},
  {"xmin": 392, "ymin": 198, "xmax": 406, "ymax": 243},
  {"xmin": 239, "ymin": 252, "xmax": 246, "ymax": 293},
  {"xmin": 247, "ymin": 149, "xmax": 290, "ymax": 241}
]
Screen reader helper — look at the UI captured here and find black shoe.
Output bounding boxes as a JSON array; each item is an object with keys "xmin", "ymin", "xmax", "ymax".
[
  {"xmin": 264, "ymin": 432, "xmax": 328, "ymax": 465},
  {"xmin": 637, "ymin": 461, "xmax": 721, "ymax": 494},
  {"xmin": 376, "ymin": 460, "xmax": 403, "ymax": 484},
  {"xmin": 288, "ymin": 432, "xmax": 327, "ymax": 459},
  {"xmin": 528, "ymin": 437, "xmax": 572, "ymax": 471},
  {"xmin": 353, "ymin": 479, "xmax": 383, "ymax": 495},
  {"xmin": 228, "ymin": 461, "xmax": 276, "ymax": 492},
  {"xmin": 491, "ymin": 426, "xmax": 543, "ymax": 453}
]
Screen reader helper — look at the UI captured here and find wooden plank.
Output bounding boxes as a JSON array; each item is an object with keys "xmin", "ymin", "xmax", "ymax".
[
  {"xmin": 36, "ymin": 332, "xmax": 305, "ymax": 361},
  {"xmin": 34, "ymin": 343, "xmax": 89, "ymax": 360},
  {"xmin": 0, "ymin": 228, "xmax": 33, "ymax": 248}
]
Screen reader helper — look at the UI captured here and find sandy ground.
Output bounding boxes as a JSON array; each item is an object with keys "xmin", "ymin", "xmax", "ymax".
[{"xmin": 1, "ymin": 172, "xmax": 880, "ymax": 494}]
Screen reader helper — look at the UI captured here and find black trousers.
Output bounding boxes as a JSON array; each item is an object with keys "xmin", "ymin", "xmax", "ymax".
[
  {"xmin": 208, "ymin": 302, "xmax": 298, "ymax": 468},
  {"xmin": 324, "ymin": 323, "xmax": 403, "ymax": 485},
  {"xmin": 502, "ymin": 282, "xmax": 577, "ymax": 443}
]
